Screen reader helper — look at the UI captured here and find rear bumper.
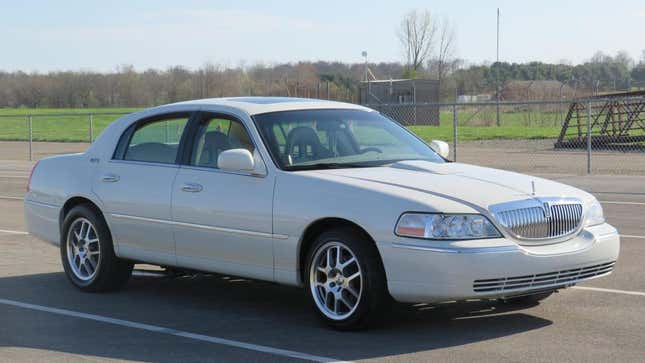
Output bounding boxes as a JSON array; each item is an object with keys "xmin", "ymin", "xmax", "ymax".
[
  {"xmin": 24, "ymin": 199, "xmax": 61, "ymax": 245},
  {"xmin": 378, "ymin": 223, "xmax": 620, "ymax": 303}
]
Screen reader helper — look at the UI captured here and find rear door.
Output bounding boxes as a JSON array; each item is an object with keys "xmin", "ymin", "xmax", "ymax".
[
  {"xmin": 171, "ymin": 112, "xmax": 275, "ymax": 280},
  {"xmin": 93, "ymin": 112, "xmax": 193, "ymax": 266}
]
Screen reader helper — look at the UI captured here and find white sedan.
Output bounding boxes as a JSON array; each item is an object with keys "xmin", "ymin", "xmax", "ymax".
[{"xmin": 25, "ymin": 97, "xmax": 619, "ymax": 330}]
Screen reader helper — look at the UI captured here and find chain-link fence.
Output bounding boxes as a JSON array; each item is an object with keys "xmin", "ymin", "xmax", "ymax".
[
  {"xmin": 1, "ymin": 96, "xmax": 644, "ymax": 175},
  {"xmin": 369, "ymin": 94, "xmax": 645, "ymax": 176},
  {"xmin": 0, "ymin": 112, "xmax": 128, "ymax": 161}
]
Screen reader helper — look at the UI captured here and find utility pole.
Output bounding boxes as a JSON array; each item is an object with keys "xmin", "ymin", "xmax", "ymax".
[
  {"xmin": 362, "ymin": 51, "xmax": 368, "ymax": 82},
  {"xmin": 496, "ymin": 8, "xmax": 501, "ymax": 126},
  {"xmin": 362, "ymin": 51, "xmax": 369, "ymax": 104}
]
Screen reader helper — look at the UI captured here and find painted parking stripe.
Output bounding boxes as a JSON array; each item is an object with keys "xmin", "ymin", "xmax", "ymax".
[
  {"xmin": 573, "ymin": 286, "xmax": 645, "ymax": 297},
  {"xmin": 621, "ymin": 234, "xmax": 645, "ymax": 239},
  {"xmin": 600, "ymin": 201, "xmax": 645, "ymax": 206},
  {"xmin": 0, "ymin": 195, "xmax": 23, "ymax": 200},
  {"xmin": 0, "ymin": 229, "xmax": 28, "ymax": 235},
  {"xmin": 0, "ymin": 298, "xmax": 350, "ymax": 363}
]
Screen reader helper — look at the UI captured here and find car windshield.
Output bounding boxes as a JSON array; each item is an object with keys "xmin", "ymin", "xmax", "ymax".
[{"xmin": 253, "ymin": 109, "xmax": 445, "ymax": 171}]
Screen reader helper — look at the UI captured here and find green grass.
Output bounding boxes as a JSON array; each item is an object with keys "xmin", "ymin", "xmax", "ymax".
[
  {"xmin": 0, "ymin": 108, "xmax": 140, "ymax": 142},
  {"xmin": 0, "ymin": 107, "xmax": 566, "ymax": 143}
]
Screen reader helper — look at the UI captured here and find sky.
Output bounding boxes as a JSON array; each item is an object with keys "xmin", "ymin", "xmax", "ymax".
[{"xmin": 2, "ymin": 0, "xmax": 644, "ymax": 72}]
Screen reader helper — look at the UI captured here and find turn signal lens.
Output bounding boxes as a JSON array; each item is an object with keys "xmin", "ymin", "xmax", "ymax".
[{"xmin": 584, "ymin": 200, "xmax": 605, "ymax": 227}]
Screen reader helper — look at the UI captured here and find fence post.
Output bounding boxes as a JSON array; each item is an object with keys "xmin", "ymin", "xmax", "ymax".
[
  {"xmin": 586, "ymin": 101, "xmax": 592, "ymax": 174},
  {"xmin": 413, "ymin": 82, "xmax": 417, "ymax": 125},
  {"xmin": 452, "ymin": 104, "xmax": 458, "ymax": 162},
  {"xmin": 89, "ymin": 114, "xmax": 94, "ymax": 143},
  {"xmin": 326, "ymin": 81, "xmax": 330, "ymax": 100},
  {"xmin": 28, "ymin": 115, "xmax": 33, "ymax": 161}
]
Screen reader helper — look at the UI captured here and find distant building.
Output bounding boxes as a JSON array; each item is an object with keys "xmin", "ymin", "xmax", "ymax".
[
  {"xmin": 358, "ymin": 79, "xmax": 440, "ymax": 125},
  {"xmin": 457, "ymin": 94, "xmax": 493, "ymax": 103}
]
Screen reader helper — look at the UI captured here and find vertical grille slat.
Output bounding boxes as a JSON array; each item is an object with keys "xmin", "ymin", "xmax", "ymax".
[{"xmin": 491, "ymin": 198, "xmax": 584, "ymax": 241}]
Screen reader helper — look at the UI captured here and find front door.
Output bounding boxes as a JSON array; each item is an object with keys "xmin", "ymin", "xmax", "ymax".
[{"xmin": 171, "ymin": 113, "xmax": 275, "ymax": 280}]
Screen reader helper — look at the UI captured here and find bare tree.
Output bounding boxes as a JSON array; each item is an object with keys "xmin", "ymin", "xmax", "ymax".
[
  {"xmin": 398, "ymin": 9, "xmax": 436, "ymax": 76},
  {"xmin": 434, "ymin": 17, "xmax": 456, "ymax": 90}
]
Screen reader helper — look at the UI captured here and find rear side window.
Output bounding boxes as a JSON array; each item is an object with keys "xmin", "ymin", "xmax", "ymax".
[{"xmin": 123, "ymin": 117, "xmax": 189, "ymax": 164}]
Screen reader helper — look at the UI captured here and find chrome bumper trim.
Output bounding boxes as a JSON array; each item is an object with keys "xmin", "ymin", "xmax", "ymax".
[{"xmin": 391, "ymin": 242, "xmax": 520, "ymax": 254}]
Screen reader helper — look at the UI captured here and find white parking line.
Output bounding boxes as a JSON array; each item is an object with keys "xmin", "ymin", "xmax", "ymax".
[
  {"xmin": 572, "ymin": 286, "xmax": 645, "ymax": 297},
  {"xmin": 0, "ymin": 298, "xmax": 350, "ymax": 363},
  {"xmin": 600, "ymin": 200, "xmax": 645, "ymax": 206},
  {"xmin": 0, "ymin": 195, "xmax": 23, "ymax": 201},
  {"xmin": 621, "ymin": 234, "xmax": 645, "ymax": 239},
  {"xmin": 0, "ymin": 229, "xmax": 29, "ymax": 235}
]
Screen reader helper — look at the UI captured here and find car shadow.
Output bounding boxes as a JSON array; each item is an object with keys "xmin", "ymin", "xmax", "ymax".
[{"xmin": 0, "ymin": 271, "xmax": 553, "ymax": 361}]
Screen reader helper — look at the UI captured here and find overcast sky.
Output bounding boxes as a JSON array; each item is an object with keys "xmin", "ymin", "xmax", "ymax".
[{"xmin": 2, "ymin": 0, "xmax": 644, "ymax": 72}]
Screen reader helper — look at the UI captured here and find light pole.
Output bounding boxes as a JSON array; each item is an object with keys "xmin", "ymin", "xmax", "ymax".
[
  {"xmin": 362, "ymin": 51, "xmax": 368, "ymax": 103},
  {"xmin": 362, "ymin": 51, "xmax": 368, "ymax": 82}
]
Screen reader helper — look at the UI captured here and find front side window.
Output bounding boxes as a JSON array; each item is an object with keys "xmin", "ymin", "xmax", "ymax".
[
  {"xmin": 124, "ymin": 117, "xmax": 189, "ymax": 164},
  {"xmin": 253, "ymin": 109, "xmax": 444, "ymax": 170},
  {"xmin": 191, "ymin": 115, "xmax": 255, "ymax": 169}
]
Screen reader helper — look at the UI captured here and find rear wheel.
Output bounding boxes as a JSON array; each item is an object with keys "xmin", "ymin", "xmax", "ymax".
[
  {"xmin": 61, "ymin": 205, "xmax": 133, "ymax": 292},
  {"xmin": 305, "ymin": 228, "xmax": 390, "ymax": 330}
]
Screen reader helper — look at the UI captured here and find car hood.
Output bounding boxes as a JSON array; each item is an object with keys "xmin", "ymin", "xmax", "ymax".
[{"xmin": 303, "ymin": 160, "xmax": 593, "ymax": 211}]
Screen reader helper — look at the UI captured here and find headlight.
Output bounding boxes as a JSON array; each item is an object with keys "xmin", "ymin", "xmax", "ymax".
[
  {"xmin": 395, "ymin": 213, "xmax": 501, "ymax": 240},
  {"xmin": 584, "ymin": 199, "xmax": 605, "ymax": 227}
]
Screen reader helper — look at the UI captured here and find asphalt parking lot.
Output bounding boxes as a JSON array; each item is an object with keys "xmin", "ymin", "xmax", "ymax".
[{"xmin": 1, "ymin": 161, "xmax": 644, "ymax": 362}]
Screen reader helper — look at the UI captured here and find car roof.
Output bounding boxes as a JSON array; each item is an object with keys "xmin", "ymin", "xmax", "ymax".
[{"xmin": 168, "ymin": 97, "xmax": 373, "ymax": 116}]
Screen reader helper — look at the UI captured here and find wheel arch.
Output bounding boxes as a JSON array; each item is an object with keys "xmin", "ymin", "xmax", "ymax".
[
  {"xmin": 297, "ymin": 217, "xmax": 385, "ymax": 286},
  {"xmin": 59, "ymin": 195, "xmax": 106, "ymax": 231}
]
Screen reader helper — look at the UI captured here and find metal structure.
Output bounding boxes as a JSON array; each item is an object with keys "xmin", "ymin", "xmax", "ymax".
[
  {"xmin": 358, "ymin": 79, "xmax": 440, "ymax": 125},
  {"xmin": 555, "ymin": 90, "xmax": 645, "ymax": 150}
]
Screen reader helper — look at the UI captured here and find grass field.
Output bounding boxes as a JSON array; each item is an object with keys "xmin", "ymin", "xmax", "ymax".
[{"xmin": 0, "ymin": 107, "xmax": 567, "ymax": 142}]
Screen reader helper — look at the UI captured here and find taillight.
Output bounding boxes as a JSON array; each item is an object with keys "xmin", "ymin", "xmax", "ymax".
[{"xmin": 27, "ymin": 160, "xmax": 40, "ymax": 192}]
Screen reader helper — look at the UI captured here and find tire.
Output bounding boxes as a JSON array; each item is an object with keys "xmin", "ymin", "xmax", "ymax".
[
  {"xmin": 305, "ymin": 227, "xmax": 390, "ymax": 330},
  {"xmin": 503, "ymin": 291, "xmax": 554, "ymax": 306},
  {"xmin": 60, "ymin": 204, "xmax": 133, "ymax": 292}
]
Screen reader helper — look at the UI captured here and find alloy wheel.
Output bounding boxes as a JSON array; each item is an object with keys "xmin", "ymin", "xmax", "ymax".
[{"xmin": 309, "ymin": 241, "xmax": 363, "ymax": 320}]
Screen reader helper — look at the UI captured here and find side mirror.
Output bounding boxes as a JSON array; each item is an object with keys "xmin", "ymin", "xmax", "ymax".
[
  {"xmin": 218, "ymin": 149, "xmax": 255, "ymax": 172},
  {"xmin": 429, "ymin": 140, "xmax": 450, "ymax": 159}
]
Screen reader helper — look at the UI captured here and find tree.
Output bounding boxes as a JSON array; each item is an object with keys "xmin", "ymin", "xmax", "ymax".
[
  {"xmin": 398, "ymin": 9, "xmax": 436, "ymax": 76},
  {"xmin": 431, "ymin": 17, "xmax": 456, "ymax": 92}
]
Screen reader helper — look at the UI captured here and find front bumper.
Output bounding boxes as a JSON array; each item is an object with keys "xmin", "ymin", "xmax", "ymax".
[{"xmin": 377, "ymin": 223, "xmax": 620, "ymax": 303}]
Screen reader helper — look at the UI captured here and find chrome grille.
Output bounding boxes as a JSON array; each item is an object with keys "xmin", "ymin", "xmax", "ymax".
[
  {"xmin": 473, "ymin": 261, "xmax": 615, "ymax": 293},
  {"xmin": 490, "ymin": 198, "xmax": 583, "ymax": 241}
]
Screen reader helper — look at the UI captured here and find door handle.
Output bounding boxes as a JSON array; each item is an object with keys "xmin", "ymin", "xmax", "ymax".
[
  {"xmin": 181, "ymin": 183, "xmax": 203, "ymax": 193},
  {"xmin": 101, "ymin": 174, "xmax": 120, "ymax": 183}
]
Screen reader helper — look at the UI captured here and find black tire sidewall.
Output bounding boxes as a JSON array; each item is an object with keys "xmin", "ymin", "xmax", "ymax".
[
  {"xmin": 305, "ymin": 227, "xmax": 388, "ymax": 330},
  {"xmin": 60, "ymin": 204, "xmax": 126, "ymax": 291}
]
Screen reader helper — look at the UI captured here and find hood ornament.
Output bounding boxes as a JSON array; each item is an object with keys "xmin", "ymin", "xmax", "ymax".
[{"xmin": 531, "ymin": 181, "xmax": 536, "ymax": 196}]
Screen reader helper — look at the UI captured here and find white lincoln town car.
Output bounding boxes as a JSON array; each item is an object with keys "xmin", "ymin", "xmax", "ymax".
[{"xmin": 25, "ymin": 97, "xmax": 619, "ymax": 329}]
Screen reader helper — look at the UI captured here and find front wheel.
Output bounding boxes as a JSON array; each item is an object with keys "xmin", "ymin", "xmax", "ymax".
[
  {"xmin": 60, "ymin": 205, "xmax": 133, "ymax": 292},
  {"xmin": 305, "ymin": 228, "xmax": 390, "ymax": 330}
]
